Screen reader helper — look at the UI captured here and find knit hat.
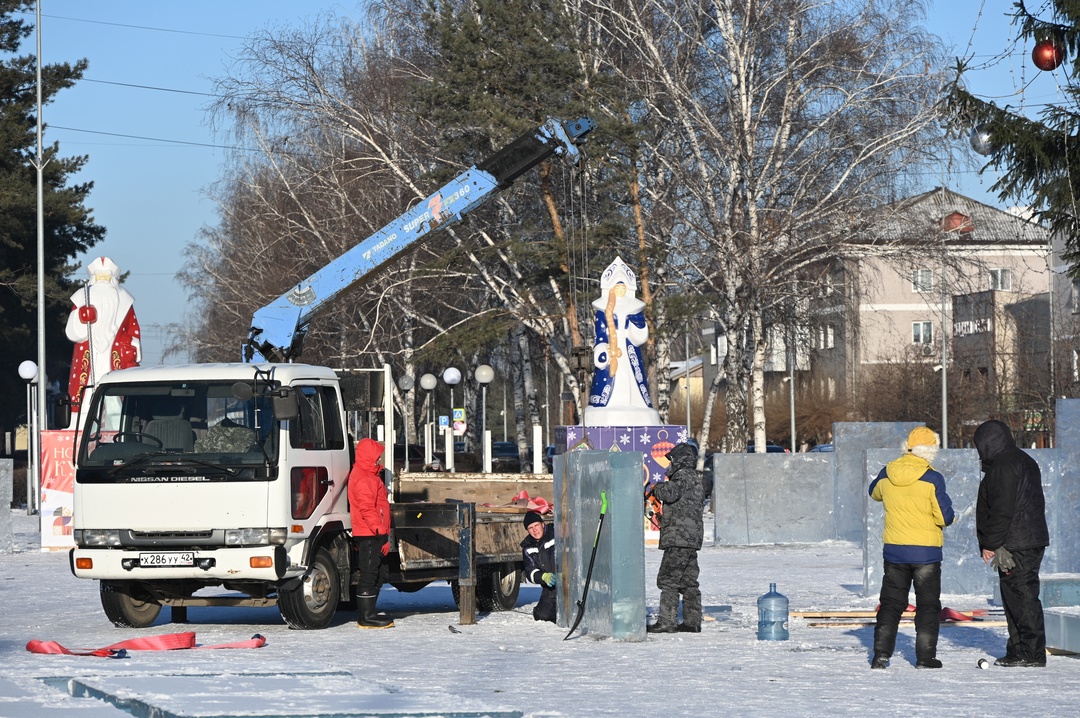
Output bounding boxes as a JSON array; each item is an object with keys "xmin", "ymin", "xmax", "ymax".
[
  {"xmin": 907, "ymin": 426, "xmax": 939, "ymax": 450},
  {"xmin": 523, "ymin": 511, "xmax": 544, "ymax": 528}
]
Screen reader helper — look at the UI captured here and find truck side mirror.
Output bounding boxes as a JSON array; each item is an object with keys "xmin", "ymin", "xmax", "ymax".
[
  {"xmin": 272, "ymin": 389, "xmax": 299, "ymax": 421},
  {"xmin": 53, "ymin": 395, "xmax": 72, "ymax": 430}
]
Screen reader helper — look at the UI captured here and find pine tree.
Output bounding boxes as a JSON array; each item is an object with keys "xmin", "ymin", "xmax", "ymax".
[
  {"xmin": 0, "ymin": 1, "xmax": 104, "ymax": 432},
  {"xmin": 945, "ymin": 0, "xmax": 1080, "ymax": 265}
]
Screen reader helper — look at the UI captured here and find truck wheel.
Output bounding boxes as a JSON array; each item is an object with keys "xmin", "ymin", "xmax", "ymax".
[
  {"xmin": 478, "ymin": 562, "xmax": 521, "ymax": 612},
  {"xmin": 278, "ymin": 548, "xmax": 339, "ymax": 629},
  {"xmin": 100, "ymin": 580, "xmax": 162, "ymax": 628}
]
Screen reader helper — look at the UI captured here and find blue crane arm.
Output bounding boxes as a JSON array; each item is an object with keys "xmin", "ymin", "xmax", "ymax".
[{"xmin": 244, "ymin": 116, "xmax": 595, "ymax": 362}]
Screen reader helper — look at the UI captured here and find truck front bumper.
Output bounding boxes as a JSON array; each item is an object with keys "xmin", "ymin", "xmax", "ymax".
[{"xmin": 70, "ymin": 545, "xmax": 289, "ymax": 582}]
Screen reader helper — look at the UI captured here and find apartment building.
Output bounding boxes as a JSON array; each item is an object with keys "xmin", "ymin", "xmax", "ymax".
[{"xmin": 809, "ymin": 187, "xmax": 1055, "ymax": 445}]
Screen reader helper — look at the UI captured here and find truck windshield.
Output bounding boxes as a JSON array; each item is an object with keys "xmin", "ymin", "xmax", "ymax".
[{"xmin": 77, "ymin": 381, "xmax": 278, "ymax": 473}]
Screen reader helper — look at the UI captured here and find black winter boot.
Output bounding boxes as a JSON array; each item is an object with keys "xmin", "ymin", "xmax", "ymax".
[{"xmin": 357, "ymin": 593, "xmax": 394, "ymax": 628}]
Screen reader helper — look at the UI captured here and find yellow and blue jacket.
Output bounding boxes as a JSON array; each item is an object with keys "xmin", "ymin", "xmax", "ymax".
[{"xmin": 869, "ymin": 453, "xmax": 954, "ymax": 564}]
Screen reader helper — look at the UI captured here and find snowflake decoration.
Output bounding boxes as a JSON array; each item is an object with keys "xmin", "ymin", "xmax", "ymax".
[
  {"xmin": 619, "ymin": 433, "xmax": 631, "ymax": 445},
  {"xmin": 676, "ymin": 428, "xmax": 689, "ymax": 443},
  {"xmin": 638, "ymin": 431, "xmax": 653, "ymax": 444}
]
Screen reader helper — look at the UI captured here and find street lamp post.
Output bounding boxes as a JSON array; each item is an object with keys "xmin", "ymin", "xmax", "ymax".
[
  {"xmin": 442, "ymin": 368, "xmax": 461, "ymax": 472},
  {"xmin": 397, "ymin": 375, "xmax": 414, "ymax": 473},
  {"xmin": 684, "ymin": 322, "xmax": 691, "ymax": 436},
  {"xmin": 19, "ymin": 360, "xmax": 39, "ymax": 515},
  {"xmin": 419, "ymin": 373, "xmax": 437, "ymax": 468},
  {"xmin": 475, "ymin": 365, "xmax": 494, "ymax": 473}
]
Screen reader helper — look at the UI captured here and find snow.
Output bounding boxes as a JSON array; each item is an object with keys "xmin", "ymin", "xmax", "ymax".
[{"xmin": 2, "ymin": 510, "xmax": 1078, "ymax": 717}]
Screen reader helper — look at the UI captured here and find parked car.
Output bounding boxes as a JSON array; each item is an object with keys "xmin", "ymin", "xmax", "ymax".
[
  {"xmin": 543, "ymin": 444, "xmax": 558, "ymax": 472},
  {"xmin": 490, "ymin": 441, "xmax": 522, "ymax": 473},
  {"xmin": 746, "ymin": 443, "xmax": 788, "ymax": 453},
  {"xmin": 809, "ymin": 443, "xmax": 834, "ymax": 453}
]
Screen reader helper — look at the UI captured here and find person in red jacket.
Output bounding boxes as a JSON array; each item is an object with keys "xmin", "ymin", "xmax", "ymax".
[{"xmin": 348, "ymin": 438, "xmax": 394, "ymax": 628}]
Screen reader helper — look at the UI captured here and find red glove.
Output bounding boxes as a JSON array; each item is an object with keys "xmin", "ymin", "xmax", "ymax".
[
  {"xmin": 78, "ymin": 305, "xmax": 98, "ymax": 324},
  {"xmin": 380, "ymin": 542, "xmax": 390, "ymax": 557}
]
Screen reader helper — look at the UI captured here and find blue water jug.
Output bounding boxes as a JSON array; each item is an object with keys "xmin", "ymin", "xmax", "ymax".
[{"xmin": 757, "ymin": 582, "xmax": 789, "ymax": 641}]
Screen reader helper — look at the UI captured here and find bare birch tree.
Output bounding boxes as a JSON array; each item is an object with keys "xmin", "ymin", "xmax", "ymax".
[{"xmin": 588, "ymin": 0, "xmax": 949, "ymax": 453}]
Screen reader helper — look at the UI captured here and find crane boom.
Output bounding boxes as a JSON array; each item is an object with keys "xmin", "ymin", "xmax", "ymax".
[{"xmin": 244, "ymin": 116, "xmax": 595, "ymax": 363}]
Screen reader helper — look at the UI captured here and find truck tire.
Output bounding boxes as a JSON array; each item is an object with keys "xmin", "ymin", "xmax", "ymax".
[
  {"xmin": 451, "ymin": 564, "xmax": 522, "ymax": 612},
  {"xmin": 478, "ymin": 562, "xmax": 521, "ymax": 612},
  {"xmin": 278, "ymin": 547, "xmax": 339, "ymax": 629},
  {"xmin": 100, "ymin": 580, "xmax": 162, "ymax": 628}
]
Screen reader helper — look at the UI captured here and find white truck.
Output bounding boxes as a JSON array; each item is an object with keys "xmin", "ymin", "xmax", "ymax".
[{"xmin": 67, "ymin": 117, "xmax": 592, "ymax": 629}]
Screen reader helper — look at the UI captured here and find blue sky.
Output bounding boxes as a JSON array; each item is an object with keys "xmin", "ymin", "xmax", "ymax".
[{"xmin": 26, "ymin": 1, "xmax": 1067, "ymax": 365}]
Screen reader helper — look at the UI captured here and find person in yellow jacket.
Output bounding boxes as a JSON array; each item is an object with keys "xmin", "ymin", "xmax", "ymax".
[{"xmin": 868, "ymin": 426, "xmax": 954, "ymax": 670}]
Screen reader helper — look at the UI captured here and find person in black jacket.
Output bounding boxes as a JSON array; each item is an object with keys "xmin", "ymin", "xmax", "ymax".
[
  {"xmin": 974, "ymin": 419, "xmax": 1050, "ymax": 667},
  {"xmin": 520, "ymin": 511, "xmax": 557, "ymax": 623},
  {"xmin": 647, "ymin": 442, "xmax": 705, "ymax": 634}
]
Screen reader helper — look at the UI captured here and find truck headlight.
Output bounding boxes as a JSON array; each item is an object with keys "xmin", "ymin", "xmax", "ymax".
[
  {"xmin": 74, "ymin": 529, "xmax": 121, "ymax": 547},
  {"xmin": 225, "ymin": 528, "xmax": 287, "ymax": 546}
]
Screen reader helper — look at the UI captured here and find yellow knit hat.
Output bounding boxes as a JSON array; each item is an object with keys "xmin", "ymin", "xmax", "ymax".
[{"xmin": 907, "ymin": 426, "xmax": 939, "ymax": 450}]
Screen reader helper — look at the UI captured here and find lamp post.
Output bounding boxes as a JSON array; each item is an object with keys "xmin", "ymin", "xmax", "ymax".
[
  {"xmin": 475, "ymin": 365, "xmax": 494, "ymax": 472},
  {"xmin": 442, "ymin": 368, "xmax": 461, "ymax": 472},
  {"xmin": 19, "ymin": 360, "xmax": 39, "ymax": 515},
  {"xmin": 787, "ymin": 328, "xmax": 796, "ymax": 453},
  {"xmin": 684, "ymin": 321, "xmax": 691, "ymax": 436},
  {"xmin": 420, "ymin": 373, "xmax": 437, "ymax": 467},
  {"xmin": 397, "ymin": 375, "xmax": 414, "ymax": 473}
]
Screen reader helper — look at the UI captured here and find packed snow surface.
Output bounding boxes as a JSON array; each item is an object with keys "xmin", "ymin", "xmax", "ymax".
[{"xmin": 2, "ymin": 510, "xmax": 1078, "ymax": 717}]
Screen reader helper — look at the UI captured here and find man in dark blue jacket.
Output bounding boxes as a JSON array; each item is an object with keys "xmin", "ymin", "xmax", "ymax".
[
  {"xmin": 521, "ymin": 511, "xmax": 557, "ymax": 623},
  {"xmin": 974, "ymin": 420, "xmax": 1050, "ymax": 667}
]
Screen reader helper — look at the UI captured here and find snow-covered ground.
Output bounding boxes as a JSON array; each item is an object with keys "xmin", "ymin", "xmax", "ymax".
[{"xmin": 1, "ymin": 509, "xmax": 1077, "ymax": 717}]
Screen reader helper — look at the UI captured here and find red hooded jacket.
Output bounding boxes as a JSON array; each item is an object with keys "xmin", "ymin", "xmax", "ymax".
[{"xmin": 348, "ymin": 438, "xmax": 390, "ymax": 537}]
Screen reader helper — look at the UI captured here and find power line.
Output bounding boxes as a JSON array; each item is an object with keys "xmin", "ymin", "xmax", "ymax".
[
  {"xmin": 82, "ymin": 78, "xmax": 216, "ymax": 97},
  {"xmin": 20, "ymin": 11, "xmax": 250, "ymax": 41},
  {"xmin": 49, "ymin": 125, "xmax": 253, "ymax": 152}
]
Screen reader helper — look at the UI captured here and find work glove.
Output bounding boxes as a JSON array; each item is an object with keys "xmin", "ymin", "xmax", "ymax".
[
  {"xmin": 541, "ymin": 572, "xmax": 556, "ymax": 588},
  {"xmin": 380, "ymin": 542, "xmax": 390, "ymax": 557},
  {"xmin": 990, "ymin": 546, "xmax": 1016, "ymax": 573}
]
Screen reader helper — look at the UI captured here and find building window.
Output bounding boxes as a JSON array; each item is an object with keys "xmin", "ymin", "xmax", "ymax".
[
  {"xmin": 912, "ymin": 321, "xmax": 933, "ymax": 344},
  {"xmin": 912, "ymin": 269, "xmax": 933, "ymax": 293},
  {"xmin": 990, "ymin": 268, "xmax": 1012, "ymax": 291}
]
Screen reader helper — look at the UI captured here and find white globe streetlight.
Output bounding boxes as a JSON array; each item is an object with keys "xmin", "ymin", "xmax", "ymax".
[
  {"xmin": 474, "ymin": 365, "xmax": 495, "ymax": 472},
  {"xmin": 442, "ymin": 368, "xmax": 461, "ymax": 472},
  {"xmin": 18, "ymin": 360, "xmax": 39, "ymax": 515},
  {"xmin": 419, "ymin": 373, "xmax": 438, "ymax": 467},
  {"xmin": 397, "ymin": 375, "xmax": 414, "ymax": 473}
]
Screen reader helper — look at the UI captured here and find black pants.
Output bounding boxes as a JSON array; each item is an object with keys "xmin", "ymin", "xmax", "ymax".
[
  {"xmin": 534, "ymin": 585, "xmax": 556, "ymax": 623},
  {"xmin": 999, "ymin": 546, "xmax": 1046, "ymax": 662},
  {"xmin": 874, "ymin": 561, "xmax": 941, "ymax": 661},
  {"xmin": 352, "ymin": 535, "xmax": 388, "ymax": 595}
]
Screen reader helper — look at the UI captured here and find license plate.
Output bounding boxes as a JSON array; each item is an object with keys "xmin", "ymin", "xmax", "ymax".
[{"xmin": 139, "ymin": 552, "xmax": 195, "ymax": 567}]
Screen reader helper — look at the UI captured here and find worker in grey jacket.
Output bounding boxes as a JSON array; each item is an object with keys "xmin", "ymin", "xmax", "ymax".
[{"xmin": 647, "ymin": 442, "xmax": 704, "ymax": 633}]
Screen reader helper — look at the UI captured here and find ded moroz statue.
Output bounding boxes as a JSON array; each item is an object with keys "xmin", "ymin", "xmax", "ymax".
[
  {"xmin": 583, "ymin": 257, "xmax": 662, "ymax": 427},
  {"xmin": 66, "ymin": 257, "xmax": 142, "ymax": 412}
]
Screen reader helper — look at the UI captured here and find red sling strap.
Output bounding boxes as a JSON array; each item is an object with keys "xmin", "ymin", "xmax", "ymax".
[{"xmin": 26, "ymin": 631, "xmax": 266, "ymax": 658}]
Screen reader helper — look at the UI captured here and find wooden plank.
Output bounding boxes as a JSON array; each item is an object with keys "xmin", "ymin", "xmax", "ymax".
[
  {"xmin": 792, "ymin": 609, "xmax": 989, "ymax": 619},
  {"xmin": 807, "ymin": 620, "xmax": 1008, "ymax": 628}
]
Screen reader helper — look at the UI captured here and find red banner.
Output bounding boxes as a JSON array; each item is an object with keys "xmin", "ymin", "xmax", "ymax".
[{"xmin": 39, "ymin": 429, "xmax": 76, "ymax": 550}]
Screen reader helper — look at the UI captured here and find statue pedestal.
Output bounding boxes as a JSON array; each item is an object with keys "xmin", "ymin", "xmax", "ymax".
[{"xmin": 555, "ymin": 424, "xmax": 687, "ymax": 491}]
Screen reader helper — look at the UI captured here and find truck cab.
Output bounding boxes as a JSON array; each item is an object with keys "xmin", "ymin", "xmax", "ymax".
[{"xmin": 70, "ymin": 362, "xmax": 353, "ymax": 629}]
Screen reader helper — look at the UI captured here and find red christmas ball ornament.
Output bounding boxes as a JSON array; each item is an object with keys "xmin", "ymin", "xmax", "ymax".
[{"xmin": 1032, "ymin": 39, "xmax": 1066, "ymax": 72}]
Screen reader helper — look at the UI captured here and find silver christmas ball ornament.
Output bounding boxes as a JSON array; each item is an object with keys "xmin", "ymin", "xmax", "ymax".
[{"xmin": 970, "ymin": 124, "xmax": 995, "ymax": 156}]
